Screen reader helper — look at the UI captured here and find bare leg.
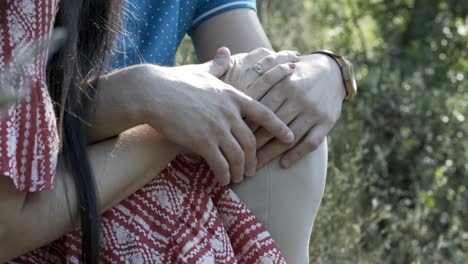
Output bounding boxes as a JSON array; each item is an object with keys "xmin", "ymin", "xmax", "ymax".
[{"xmin": 231, "ymin": 139, "xmax": 328, "ymax": 264}]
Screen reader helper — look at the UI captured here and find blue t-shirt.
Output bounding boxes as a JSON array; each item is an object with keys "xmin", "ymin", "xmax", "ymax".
[{"xmin": 112, "ymin": 0, "xmax": 256, "ymax": 67}]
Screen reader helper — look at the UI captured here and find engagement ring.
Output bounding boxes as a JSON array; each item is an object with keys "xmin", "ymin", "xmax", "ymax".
[{"xmin": 253, "ymin": 63, "xmax": 263, "ymax": 74}]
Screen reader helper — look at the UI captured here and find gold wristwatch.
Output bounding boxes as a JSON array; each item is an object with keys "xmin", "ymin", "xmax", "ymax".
[{"xmin": 311, "ymin": 50, "xmax": 357, "ymax": 100}]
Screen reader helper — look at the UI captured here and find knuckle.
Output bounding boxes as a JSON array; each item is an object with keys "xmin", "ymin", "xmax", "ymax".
[
  {"xmin": 275, "ymin": 83, "xmax": 291, "ymax": 97},
  {"xmin": 287, "ymin": 50, "xmax": 297, "ymax": 57},
  {"xmin": 224, "ymin": 109, "xmax": 239, "ymax": 122},
  {"xmin": 258, "ymin": 107, "xmax": 271, "ymax": 121},
  {"xmin": 288, "ymin": 50, "xmax": 300, "ymax": 58},
  {"xmin": 256, "ymin": 47, "xmax": 271, "ymax": 55},
  {"xmin": 261, "ymin": 55, "xmax": 275, "ymax": 66},
  {"xmin": 227, "ymin": 97, "xmax": 242, "ymax": 110},
  {"xmin": 225, "ymin": 87, "xmax": 240, "ymax": 98},
  {"xmin": 233, "ymin": 151, "xmax": 245, "ymax": 167},
  {"xmin": 279, "ymin": 88, "xmax": 292, "ymax": 99},
  {"xmin": 279, "ymin": 50, "xmax": 294, "ymax": 58},
  {"xmin": 249, "ymin": 135, "xmax": 257, "ymax": 149},
  {"xmin": 209, "ymin": 120, "xmax": 226, "ymax": 135},
  {"xmin": 267, "ymin": 96, "xmax": 284, "ymax": 109},
  {"xmin": 262, "ymin": 73, "xmax": 276, "ymax": 86},
  {"xmin": 244, "ymin": 137, "xmax": 256, "ymax": 153}
]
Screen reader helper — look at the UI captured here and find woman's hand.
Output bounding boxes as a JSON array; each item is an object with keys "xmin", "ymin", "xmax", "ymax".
[
  {"xmin": 251, "ymin": 54, "xmax": 346, "ymax": 168},
  {"xmin": 132, "ymin": 52, "xmax": 294, "ymax": 185},
  {"xmin": 222, "ymin": 48, "xmax": 301, "ymax": 100}
]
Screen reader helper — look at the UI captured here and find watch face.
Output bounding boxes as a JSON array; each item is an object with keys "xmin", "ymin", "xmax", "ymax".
[{"xmin": 352, "ymin": 78, "xmax": 357, "ymax": 92}]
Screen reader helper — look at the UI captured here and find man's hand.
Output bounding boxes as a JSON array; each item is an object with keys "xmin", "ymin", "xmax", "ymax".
[
  {"xmin": 253, "ymin": 54, "xmax": 346, "ymax": 168},
  {"xmin": 191, "ymin": 8, "xmax": 347, "ymax": 170},
  {"xmin": 128, "ymin": 50, "xmax": 294, "ymax": 185}
]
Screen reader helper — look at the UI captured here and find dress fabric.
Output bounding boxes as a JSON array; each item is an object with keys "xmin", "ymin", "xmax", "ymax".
[
  {"xmin": 1, "ymin": 1, "xmax": 286, "ymax": 263},
  {"xmin": 0, "ymin": 0, "xmax": 59, "ymax": 192}
]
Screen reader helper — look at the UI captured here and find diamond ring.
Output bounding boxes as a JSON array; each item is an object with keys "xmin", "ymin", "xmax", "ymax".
[{"xmin": 253, "ymin": 63, "xmax": 263, "ymax": 74}]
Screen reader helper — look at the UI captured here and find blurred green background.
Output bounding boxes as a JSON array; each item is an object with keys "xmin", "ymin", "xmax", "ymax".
[{"xmin": 177, "ymin": 0, "xmax": 467, "ymax": 262}]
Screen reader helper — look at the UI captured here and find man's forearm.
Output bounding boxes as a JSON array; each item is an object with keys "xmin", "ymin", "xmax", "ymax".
[{"xmin": 88, "ymin": 64, "xmax": 154, "ymax": 143}]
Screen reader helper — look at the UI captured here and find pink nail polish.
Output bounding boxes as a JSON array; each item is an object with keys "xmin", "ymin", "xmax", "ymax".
[{"xmin": 289, "ymin": 63, "xmax": 296, "ymax": 69}]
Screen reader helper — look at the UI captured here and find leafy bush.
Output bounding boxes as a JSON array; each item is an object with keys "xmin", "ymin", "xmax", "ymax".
[{"xmin": 178, "ymin": 0, "xmax": 468, "ymax": 262}]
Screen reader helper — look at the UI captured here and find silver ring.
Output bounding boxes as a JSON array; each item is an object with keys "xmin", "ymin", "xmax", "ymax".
[{"xmin": 253, "ymin": 63, "xmax": 263, "ymax": 74}]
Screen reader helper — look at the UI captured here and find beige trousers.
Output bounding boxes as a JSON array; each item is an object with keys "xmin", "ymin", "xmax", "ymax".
[{"xmin": 231, "ymin": 140, "xmax": 327, "ymax": 264}]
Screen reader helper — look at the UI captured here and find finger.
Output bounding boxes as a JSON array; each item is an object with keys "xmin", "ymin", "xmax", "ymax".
[
  {"xmin": 259, "ymin": 82, "xmax": 288, "ymax": 112},
  {"xmin": 246, "ymin": 63, "xmax": 296, "ymax": 100},
  {"xmin": 280, "ymin": 124, "xmax": 332, "ymax": 168},
  {"xmin": 255, "ymin": 100, "xmax": 299, "ymax": 149},
  {"xmin": 220, "ymin": 134, "xmax": 245, "ymax": 184},
  {"xmin": 245, "ymin": 47, "xmax": 275, "ymax": 62},
  {"xmin": 256, "ymin": 115, "xmax": 312, "ymax": 168},
  {"xmin": 231, "ymin": 121, "xmax": 257, "ymax": 178},
  {"xmin": 202, "ymin": 47, "xmax": 232, "ymax": 78},
  {"xmin": 201, "ymin": 146, "xmax": 230, "ymax": 185},
  {"xmin": 239, "ymin": 96, "xmax": 294, "ymax": 144},
  {"xmin": 248, "ymin": 83, "xmax": 288, "ymax": 132},
  {"xmin": 254, "ymin": 50, "xmax": 301, "ymax": 74}
]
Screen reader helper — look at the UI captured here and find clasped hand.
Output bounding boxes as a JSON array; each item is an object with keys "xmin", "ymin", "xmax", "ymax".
[
  {"xmin": 222, "ymin": 48, "xmax": 346, "ymax": 170},
  {"xmin": 138, "ymin": 47, "xmax": 344, "ymax": 185},
  {"xmin": 137, "ymin": 48, "xmax": 295, "ymax": 185}
]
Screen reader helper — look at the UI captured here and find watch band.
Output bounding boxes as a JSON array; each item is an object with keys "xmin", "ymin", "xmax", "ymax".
[{"xmin": 310, "ymin": 50, "xmax": 357, "ymax": 100}]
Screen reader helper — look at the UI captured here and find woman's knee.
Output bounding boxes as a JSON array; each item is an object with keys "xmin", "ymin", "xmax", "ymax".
[
  {"xmin": 288, "ymin": 138, "xmax": 328, "ymax": 206},
  {"xmin": 231, "ymin": 139, "xmax": 328, "ymax": 263},
  {"xmin": 263, "ymin": 139, "xmax": 328, "ymax": 263}
]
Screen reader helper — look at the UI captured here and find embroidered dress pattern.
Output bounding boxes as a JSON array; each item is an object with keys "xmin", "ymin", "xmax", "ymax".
[
  {"xmin": 0, "ymin": 0, "xmax": 59, "ymax": 192},
  {"xmin": 1, "ymin": 1, "xmax": 286, "ymax": 263},
  {"xmin": 15, "ymin": 156, "xmax": 285, "ymax": 263}
]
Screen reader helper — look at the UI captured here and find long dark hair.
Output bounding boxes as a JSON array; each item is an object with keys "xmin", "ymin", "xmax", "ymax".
[{"xmin": 47, "ymin": 1, "xmax": 123, "ymax": 263}]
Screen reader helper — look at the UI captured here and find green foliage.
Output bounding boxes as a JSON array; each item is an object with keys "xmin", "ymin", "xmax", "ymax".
[{"xmin": 177, "ymin": 0, "xmax": 467, "ymax": 262}]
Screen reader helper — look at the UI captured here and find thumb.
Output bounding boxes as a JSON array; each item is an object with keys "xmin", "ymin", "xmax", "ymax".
[{"xmin": 202, "ymin": 47, "xmax": 231, "ymax": 78}]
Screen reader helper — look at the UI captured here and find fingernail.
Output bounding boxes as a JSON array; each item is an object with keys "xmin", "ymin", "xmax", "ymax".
[
  {"xmin": 233, "ymin": 176, "xmax": 243, "ymax": 183},
  {"xmin": 288, "ymin": 63, "xmax": 296, "ymax": 69},
  {"xmin": 221, "ymin": 173, "xmax": 230, "ymax": 185},
  {"xmin": 214, "ymin": 53, "xmax": 226, "ymax": 62},
  {"xmin": 281, "ymin": 159, "xmax": 290, "ymax": 168},
  {"xmin": 285, "ymin": 130, "xmax": 294, "ymax": 142}
]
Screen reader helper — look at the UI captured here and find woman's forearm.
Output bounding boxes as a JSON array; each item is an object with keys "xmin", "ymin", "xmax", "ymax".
[{"xmin": 0, "ymin": 125, "xmax": 182, "ymax": 261}]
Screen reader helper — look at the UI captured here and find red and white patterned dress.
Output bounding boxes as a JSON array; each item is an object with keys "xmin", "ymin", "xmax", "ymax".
[{"xmin": 0, "ymin": 1, "xmax": 285, "ymax": 263}]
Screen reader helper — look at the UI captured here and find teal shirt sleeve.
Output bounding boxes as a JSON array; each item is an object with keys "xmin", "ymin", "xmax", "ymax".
[{"xmin": 189, "ymin": 0, "xmax": 257, "ymax": 33}]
